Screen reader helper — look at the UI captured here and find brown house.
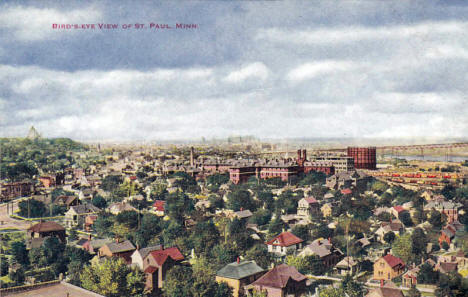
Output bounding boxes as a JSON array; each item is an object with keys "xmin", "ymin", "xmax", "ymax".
[
  {"xmin": 142, "ymin": 246, "xmax": 184, "ymax": 292},
  {"xmin": 26, "ymin": 221, "xmax": 66, "ymax": 249},
  {"xmin": 54, "ymin": 195, "xmax": 79, "ymax": 209},
  {"xmin": 246, "ymin": 264, "xmax": 307, "ymax": 297},
  {"xmin": 373, "ymin": 254, "xmax": 405, "ymax": 280},
  {"xmin": 98, "ymin": 240, "xmax": 136, "ymax": 264}
]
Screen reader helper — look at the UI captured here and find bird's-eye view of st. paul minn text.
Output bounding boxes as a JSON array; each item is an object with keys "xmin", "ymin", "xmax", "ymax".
[{"xmin": 1, "ymin": 1, "xmax": 468, "ymax": 297}]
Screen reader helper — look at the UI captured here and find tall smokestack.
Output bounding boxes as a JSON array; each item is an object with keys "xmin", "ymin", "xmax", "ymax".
[
  {"xmin": 302, "ymin": 149, "xmax": 307, "ymax": 162},
  {"xmin": 190, "ymin": 147, "xmax": 194, "ymax": 167},
  {"xmin": 297, "ymin": 150, "xmax": 302, "ymax": 164}
]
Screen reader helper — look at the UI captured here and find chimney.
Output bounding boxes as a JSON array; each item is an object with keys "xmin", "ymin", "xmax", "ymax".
[
  {"xmin": 237, "ymin": 257, "xmax": 240, "ymax": 264},
  {"xmin": 136, "ymin": 244, "xmax": 140, "ymax": 251},
  {"xmin": 302, "ymin": 149, "xmax": 307, "ymax": 162},
  {"xmin": 297, "ymin": 150, "xmax": 302, "ymax": 163},
  {"xmin": 88, "ymin": 234, "xmax": 92, "ymax": 241},
  {"xmin": 240, "ymin": 207, "xmax": 244, "ymax": 211},
  {"xmin": 380, "ymin": 279, "xmax": 384, "ymax": 287}
]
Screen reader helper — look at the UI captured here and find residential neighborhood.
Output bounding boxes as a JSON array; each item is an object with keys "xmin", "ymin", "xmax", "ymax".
[{"xmin": 1, "ymin": 135, "xmax": 468, "ymax": 297}]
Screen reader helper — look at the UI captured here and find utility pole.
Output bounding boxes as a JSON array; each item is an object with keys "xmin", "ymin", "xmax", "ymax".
[{"xmin": 28, "ymin": 198, "xmax": 30, "ymax": 218}]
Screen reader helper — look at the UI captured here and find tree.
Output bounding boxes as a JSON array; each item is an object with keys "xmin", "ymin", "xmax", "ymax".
[
  {"xmin": 206, "ymin": 173, "xmax": 229, "ymax": 192},
  {"xmin": 190, "ymin": 220, "xmax": 220, "ymax": 256},
  {"xmin": 80, "ymin": 258, "xmax": 145, "ymax": 297},
  {"xmin": 163, "ymin": 265, "xmax": 194, "ymax": 297},
  {"xmin": 292, "ymin": 224, "xmax": 310, "ymax": 242},
  {"xmin": 92, "ymin": 195, "xmax": 107, "ymax": 209},
  {"xmin": 101, "ymin": 175, "xmax": 123, "ymax": 192},
  {"xmin": 267, "ymin": 217, "xmax": 286, "ymax": 238},
  {"xmin": 399, "ymin": 211, "xmax": 413, "ymax": 227},
  {"xmin": 227, "ymin": 189, "xmax": 257, "ymax": 212},
  {"xmin": 342, "ymin": 274, "xmax": 363, "ymax": 297},
  {"xmin": 417, "ymin": 263, "xmax": 439, "ymax": 284},
  {"xmin": 441, "ymin": 241, "xmax": 450, "ymax": 251},
  {"xmin": 411, "ymin": 228, "xmax": 428, "ymax": 258},
  {"xmin": 392, "ymin": 233, "xmax": 413, "ymax": 264},
  {"xmin": 429, "ymin": 210, "xmax": 445, "ymax": 229},
  {"xmin": 249, "ymin": 209, "xmax": 272, "ymax": 226},
  {"xmin": 319, "ymin": 287, "xmax": 345, "ymax": 297},
  {"xmin": 383, "ymin": 232, "xmax": 396, "ymax": 244},
  {"xmin": 18, "ymin": 199, "xmax": 47, "ymax": 217},
  {"xmin": 11, "ymin": 241, "xmax": 29, "ymax": 266},
  {"xmin": 441, "ymin": 184, "xmax": 456, "ymax": 200},
  {"xmin": 166, "ymin": 191, "xmax": 194, "ymax": 223},
  {"xmin": 245, "ymin": 245, "xmax": 273, "ymax": 269}
]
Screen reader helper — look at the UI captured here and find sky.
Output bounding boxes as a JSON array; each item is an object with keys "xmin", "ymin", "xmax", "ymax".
[{"xmin": 0, "ymin": 0, "xmax": 467, "ymax": 142}]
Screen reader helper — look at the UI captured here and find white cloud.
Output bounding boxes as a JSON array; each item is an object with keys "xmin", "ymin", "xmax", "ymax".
[
  {"xmin": 286, "ymin": 61, "xmax": 356, "ymax": 82},
  {"xmin": 0, "ymin": 6, "xmax": 102, "ymax": 41},
  {"xmin": 256, "ymin": 21, "xmax": 467, "ymax": 45},
  {"xmin": 425, "ymin": 45, "xmax": 468, "ymax": 59},
  {"xmin": 224, "ymin": 62, "xmax": 269, "ymax": 83}
]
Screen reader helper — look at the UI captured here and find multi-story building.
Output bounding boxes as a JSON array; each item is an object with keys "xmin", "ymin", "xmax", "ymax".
[
  {"xmin": 0, "ymin": 181, "xmax": 33, "ymax": 201},
  {"xmin": 314, "ymin": 156, "xmax": 354, "ymax": 173},
  {"xmin": 373, "ymin": 254, "xmax": 405, "ymax": 280},
  {"xmin": 347, "ymin": 147, "xmax": 377, "ymax": 170}
]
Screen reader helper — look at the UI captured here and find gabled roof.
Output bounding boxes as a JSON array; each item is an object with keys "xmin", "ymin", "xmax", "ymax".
[
  {"xmin": 137, "ymin": 245, "xmax": 162, "ymax": 260},
  {"xmin": 382, "ymin": 254, "xmax": 405, "ymax": 268},
  {"xmin": 303, "ymin": 197, "xmax": 318, "ymax": 204},
  {"xmin": 105, "ymin": 240, "xmax": 135, "ymax": 253},
  {"xmin": 28, "ymin": 221, "xmax": 65, "ymax": 232},
  {"xmin": 341, "ymin": 188, "xmax": 352, "ymax": 195},
  {"xmin": 153, "ymin": 200, "xmax": 166, "ymax": 211},
  {"xmin": 216, "ymin": 260, "xmax": 264, "ymax": 280},
  {"xmin": 70, "ymin": 204, "xmax": 100, "ymax": 214},
  {"xmin": 234, "ymin": 209, "xmax": 253, "ymax": 219},
  {"xmin": 251, "ymin": 264, "xmax": 306, "ymax": 289},
  {"xmin": 266, "ymin": 232, "xmax": 303, "ymax": 247},
  {"xmin": 148, "ymin": 246, "xmax": 184, "ymax": 266},
  {"xmin": 393, "ymin": 206, "xmax": 405, "ymax": 213}
]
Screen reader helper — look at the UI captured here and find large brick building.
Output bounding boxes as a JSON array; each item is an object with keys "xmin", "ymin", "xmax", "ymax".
[
  {"xmin": 347, "ymin": 147, "xmax": 377, "ymax": 170},
  {"xmin": 1, "ymin": 181, "xmax": 33, "ymax": 201}
]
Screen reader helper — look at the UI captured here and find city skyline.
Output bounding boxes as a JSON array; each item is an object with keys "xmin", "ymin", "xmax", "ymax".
[{"xmin": 1, "ymin": 1, "xmax": 468, "ymax": 141}]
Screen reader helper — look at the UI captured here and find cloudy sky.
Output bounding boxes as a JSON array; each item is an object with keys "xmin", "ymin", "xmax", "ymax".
[{"xmin": 0, "ymin": 0, "xmax": 467, "ymax": 142}]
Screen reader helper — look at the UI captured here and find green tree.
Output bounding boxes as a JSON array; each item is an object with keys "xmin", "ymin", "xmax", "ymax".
[
  {"xmin": 163, "ymin": 265, "xmax": 194, "ymax": 297},
  {"xmin": 319, "ymin": 287, "xmax": 345, "ymax": 297},
  {"xmin": 384, "ymin": 232, "xmax": 396, "ymax": 244},
  {"xmin": 11, "ymin": 241, "xmax": 29, "ymax": 266},
  {"xmin": 80, "ymin": 258, "xmax": 145, "ymax": 297},
  {"xmin": 18, "ymin": 199, "xmax": 47, "ymax": 217},
  {"xmin": 244, "ymin": 245, "xmax": 273, "ymax": 269},
  {"xmin": 92, "ymin": 195, "xmax": 107, "ymax": 208},
  {"xmin": 411, "ymin": 228, "xmax": 428, "ymax": 258},
  {"xmin": 429, "ymin": 210, "xmax": 446, "ymax": 229},
  {"xmin": 392, "ymin": 233, "xmax": 413, "ymax": 264},
  {"xmin": 399, "ymin": 211, "xmax": 413, "ymax": 227},
  {"xmin": 227, "ymin": 189, "xmax": 257, "ymax": 212},
  {"xmin": 417, "ymin": 263, "xmax": 439, "ymax": 284}
]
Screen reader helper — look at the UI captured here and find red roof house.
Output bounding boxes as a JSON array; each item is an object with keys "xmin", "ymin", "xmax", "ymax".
[
  {"xmin": 266, "ymin": 232, "xmax": 304, "ymax": 256},
  {"xmin": 153, "ymin": 200, "xmax": 166, "ymax": 216},
  {"xmin": 341, "ymin": 188, "xmax": 352, "ymax": 195},
  {"xmin": 142, "ymin": 246, "xmax": 184, "ymax": 292}
]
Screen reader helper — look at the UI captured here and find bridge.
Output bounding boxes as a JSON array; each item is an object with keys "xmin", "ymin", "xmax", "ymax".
[{"xmin": 253, "ymin": 142, "xmax": 468, "ymax": 156}]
